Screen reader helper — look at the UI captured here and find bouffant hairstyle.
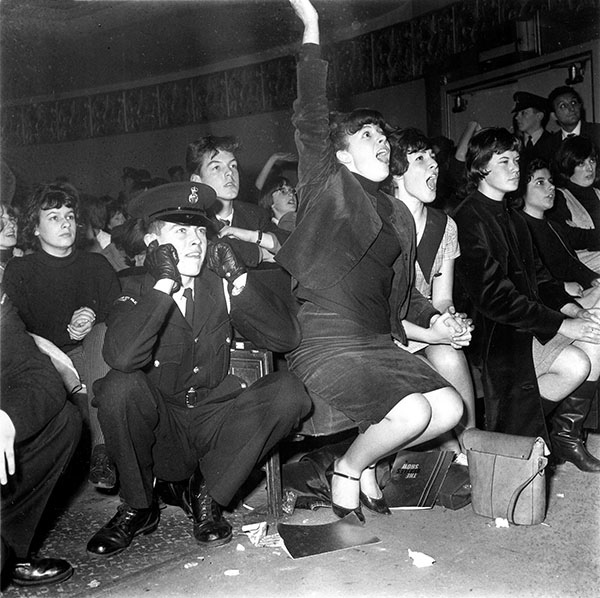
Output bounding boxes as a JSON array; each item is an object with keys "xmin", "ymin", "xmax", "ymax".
[
  {"xmin": 388, "ymin": 128, "xmax": 432, "ymax": 177},
  {"xmin": 329, "ymin": 108, "xmax": 389, "ymax": 153},
  {"xmin": 509, "ymin": 157, "xmax": 550, "ymax": 210},
  {"xmin": 20, "ymin": 181, "xmax": 79, "ymax": 250},
  {"xmin": 554, "ymin": 135, "xmax": 597, "ymax": 183}
]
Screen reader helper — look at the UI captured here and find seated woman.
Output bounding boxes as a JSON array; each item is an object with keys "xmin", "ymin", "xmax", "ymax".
[
  {"xmin": 453, "ymin": 127, "xmax": 600, "ymax": 472},
  {"xmin": 517, "ymin": 158, "xmax": 600, "ymax": 300},
  {"xmin": 0, "ymin": 202, "xmax": 23, "ymax": 283},
  {"xmin": 388, "ymin": 128, "xmax": 476, "ymax": 454},
  {"xmin": 548, "ymin": 136, "xmax": 600, "ymax": 272},
  {"xmin": 276, "ymin": 0, "xmax": 465, "ymax": 523},
  {"xmin": 2, "ymin": 182, "xmax": 122, "ymax": 489},
  {"xmin": 258, "ymin": 177, "xmax": 298, "ymax": 232}
]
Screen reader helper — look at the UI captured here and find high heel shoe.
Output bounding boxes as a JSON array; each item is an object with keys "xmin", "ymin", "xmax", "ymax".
[
  {"xmin": 359, "ymin": 465, "xmax": 391, "ymax": 515},
  {"xmin": 325, "ymin": 463, "xmax": 365, "ymax": 524}
]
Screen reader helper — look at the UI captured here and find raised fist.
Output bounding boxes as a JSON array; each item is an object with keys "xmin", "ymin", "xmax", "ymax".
[
  {"xmin": 207, "ymin": 240, "xmax": 247, "ymax": 282},
  {"xmin": 145, "ymin": 241, "xmax": 182, "ymax": 293}
]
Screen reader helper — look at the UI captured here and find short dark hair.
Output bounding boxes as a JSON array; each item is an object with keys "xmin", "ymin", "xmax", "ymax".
[
  {"xmin": 548, "ymin": 86, "xmax": 583, "ymax": 111},
  {"xmin": 388, "ymin": 128, "xmax": 432, "ymax": 177},
  {"xmin": 186, "ymin": 136, "xmax": 240, "ymax": 177},
  {"xmin": 112, "ymin": 218, "xmax": 147, "ymax": 259},
  {"xmin": 511, "ymin": 157, "xmax": 550, "ymax": 209},
  {"xmin": 329, "ymin": 108, "xmax": 389, "ymax": 152},
  {"xmin": 21, "ymin": 182, "xmax": 79, "ymax": 250},
  {"xmin": 258, "ymin": 177, "xmax": 292, "ymax": 212},
  {"xmin": 554, "ymin": 135, "xmax": 598, "ymax": 181},
  {"xmin": 466, "ymin": 127, "xmax": 521, "ymax": 188}
]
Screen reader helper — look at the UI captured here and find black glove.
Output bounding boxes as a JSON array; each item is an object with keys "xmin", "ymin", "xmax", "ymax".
[
  {"xmin": 144, "ymin": 241, "xmax": 182, "ymax": 293},
  {"xmin": 207, "ymin": 240, "xmax": 247, "ymax": 282}
]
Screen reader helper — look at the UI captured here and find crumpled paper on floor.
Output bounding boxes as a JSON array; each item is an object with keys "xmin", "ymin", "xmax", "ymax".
[
  {"xmin": 241, "ymin": 522, "xmax": 285, "ymax": 549},
  {"xmin": 408, "ymin": 549, "xmax": 436, "ymax": 567}
]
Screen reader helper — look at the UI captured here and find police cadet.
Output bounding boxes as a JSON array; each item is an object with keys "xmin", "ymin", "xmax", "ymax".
[
  {"xmin": 512, "ymin": 91, "xmax": 554, "ymax": 165},
  {"xmin": 86, "ymin": 181, "xmax": 310, "ymax": 557}
]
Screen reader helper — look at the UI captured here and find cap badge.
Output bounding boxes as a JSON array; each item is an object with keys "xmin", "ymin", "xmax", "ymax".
[{"xmin": 189, "ymin": 186, "xmax": 199, "ymax": 204}]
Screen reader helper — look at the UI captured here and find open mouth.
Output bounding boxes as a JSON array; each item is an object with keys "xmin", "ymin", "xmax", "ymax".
[
  {"xmin": 376, "ymin": 148, "xmax": 390, "ymax": 164},
  {"xmin": 426, "ymin": 175, "xmax": 437, "ymax": 191}
]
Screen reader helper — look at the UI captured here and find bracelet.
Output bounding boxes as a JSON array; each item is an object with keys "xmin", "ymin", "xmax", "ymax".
[{"xmin": 256, "ymin": 230, "xmax": 263, "ymax": 245}]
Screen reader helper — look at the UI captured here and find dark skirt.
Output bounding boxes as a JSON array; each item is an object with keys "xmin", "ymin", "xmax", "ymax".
[{"xmin": 287, "ymin": 302, "xmax": 450, "ymax": 432}]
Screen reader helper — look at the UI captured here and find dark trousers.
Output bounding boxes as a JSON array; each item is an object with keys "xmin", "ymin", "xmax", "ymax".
[
  {"xmin": 94, "ymin": 370, "xmax": 311, "ymax": 508},
  {"xmin": 1, "ymin": 402, "xmax": 81, "ymax": 559}
]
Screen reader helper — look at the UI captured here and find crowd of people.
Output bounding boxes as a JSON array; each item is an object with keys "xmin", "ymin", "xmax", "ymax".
[{"xmin": 1, "ymin": 0, "xmax": 600, "ymax": 588}]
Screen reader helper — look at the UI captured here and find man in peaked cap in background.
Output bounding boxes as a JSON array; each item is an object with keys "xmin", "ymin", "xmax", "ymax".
[
  {"xmin": 512, "ymin": 91, "xmax": 555, "ymax": 165},
  {"xmin": 86, "ymin": 181, "xmax": 310, "ymax": 557}
]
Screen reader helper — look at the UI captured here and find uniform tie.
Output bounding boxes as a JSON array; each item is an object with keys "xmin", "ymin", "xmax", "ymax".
[
  {"xmin": 526, "ymin": 135, "xmax": 534, "ymax": 150},
  {"xmin": 183, "ymin": 288, "xmax": 194, "ymax": 326}
]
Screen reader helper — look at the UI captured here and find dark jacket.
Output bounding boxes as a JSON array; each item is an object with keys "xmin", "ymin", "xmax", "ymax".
[
  {"xmin": 224, "ymin": 200, "xmax": 286, "ymax": 268},
  {"xmin": 521, "ymin": 129, "xmax": 555, "ymax": 166},
  {"xmin": 454, "ymin": 191, "xmax": 572, "ymax": 440},
  {"xmin": 521, "ymin": 211, "xmax": 598, "ymax": 288},
  {"xmin": 275, "ymin": 44, "xmax": 437, "ymax": 343},
  {"xmin": 0, "ymin": 293, "xmax": 68, "ymax": 441},
  {"xmin": 548, "ymin": 121, "xmax": 600, "ymax": 157},
  {"xmin": 103, "ymin": 267, "xmax": 300, "ymax": 404}
]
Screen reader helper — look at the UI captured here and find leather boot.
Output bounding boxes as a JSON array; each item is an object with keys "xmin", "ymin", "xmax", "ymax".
[
  {"xmin": 189, "ymin": 468, "xmax": 232, "ymax": 546},
  {"xmin": 550, "ymin": 396, "xmax": 600, "ymax": 472}
]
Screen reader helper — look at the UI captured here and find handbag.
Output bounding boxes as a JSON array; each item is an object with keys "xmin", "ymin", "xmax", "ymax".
[{"xmin": 462, "ymin": 428, "xmax": 549, "ymax": 525}]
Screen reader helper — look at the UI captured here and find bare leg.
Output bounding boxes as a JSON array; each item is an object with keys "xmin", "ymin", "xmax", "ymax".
[
  {"xmin": 537, "ymin": 345, "xmax": 590, "ymax": 402},
  {"xmin": 423, "ymin": 344, "xmax": 476, "ymax": 452},
  {"xmin": 333, "ymin": 387, "xmax": 463, "ymax": 509}
]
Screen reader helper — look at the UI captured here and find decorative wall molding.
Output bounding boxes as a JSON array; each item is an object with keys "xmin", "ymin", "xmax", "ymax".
[{"xmin": 2, "ymin": 0, "xmax": 598, "ymax": 146}]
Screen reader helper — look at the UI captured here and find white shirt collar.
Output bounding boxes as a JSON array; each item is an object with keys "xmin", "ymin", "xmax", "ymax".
[{"xmin": 561, "ymin": 121, "xmax": 581, "ymax": 139}]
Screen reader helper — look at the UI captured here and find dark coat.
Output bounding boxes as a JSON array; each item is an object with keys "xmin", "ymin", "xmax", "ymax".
[
  {"xmin": 103, "ymin": 267, "xmax": 300, "ymax": 404},
  {"xmin": 454, "ymin": 191, "xmax": 572, "ymax": 440},
  {"xmin": 275, "ymin": 44, "xmax": 437, "ymax": 343},
  {"xmin": 0, "ymin": 293, "xmax": 68, "ymax": 440},
  {"xmin": 224, "ymin": 200, "xmax": 285, "ymax": 268},
  {"xmin": 547, "ymin": 121, "xmax": 600, "ymax": 156},
  {"xmin": 521, "ymin": 130, "xmax": 555, "ymax": 166}
]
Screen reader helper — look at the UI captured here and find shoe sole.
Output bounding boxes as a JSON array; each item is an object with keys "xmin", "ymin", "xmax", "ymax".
[
  {"xmin": 89, "ymin": 479, "xmax": 117, "ymax": 490},
  {"xmin": 87, "ymin": 516, "xmax": 160, "ymax": 558},
  {"xmin": 194, "ymin": 532, "xmax": 233, "ymax": 547},
  {"xmin": 13, "ymin": 567, "xmax": 74, "ymax": 587}
]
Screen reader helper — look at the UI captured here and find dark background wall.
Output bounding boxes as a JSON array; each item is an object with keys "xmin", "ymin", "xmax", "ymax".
[{"xmin": 1, "ymin": 0, "xmax": 598, "ymax": 202}]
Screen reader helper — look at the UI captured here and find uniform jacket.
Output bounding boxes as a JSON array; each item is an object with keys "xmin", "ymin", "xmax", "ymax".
[
  {"xmin": 103, "ymin": 267, "xmax": 300, "ymax": 404},
  {"xmin": 521, "ymin": 129, "xmax": 555, "ymax": 165},
  {"xmin": 454, "ymin": 191, "xmax": 571, "ymax": 439},
  {"xmin": 275, "ymin": 44, "xmax": 437, "ymax": 343}
]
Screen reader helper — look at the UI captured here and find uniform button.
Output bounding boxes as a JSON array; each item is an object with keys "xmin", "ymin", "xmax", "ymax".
[
  {"xmin": 226, "ymin": 337, "xmax": 231, "ymax": 343},
  {"xmin": 154, "ymin": 360, "xmax": 160, "ymax": 367},
  {"xmin": 193, "ymin": 366, "xmax": 199, "ymax": 374},
  {"xmin": 194, "ymin": 337, "xmax": 199, "ymax": 343},
  {"xmin": 241, "ymin": 382, "xmax": 247, "ymax": 389}
]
